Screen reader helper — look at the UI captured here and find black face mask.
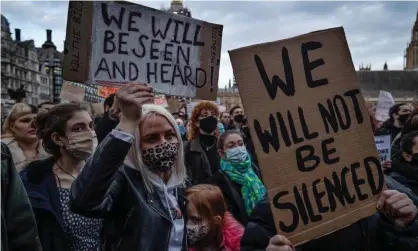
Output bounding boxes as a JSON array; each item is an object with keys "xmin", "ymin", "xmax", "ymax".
[
  {"xmin": 199, "ymin": 116, "xmax": 218, "ymax": 133},
  {"xmin": 398, "ymin": 114, "xmax": 410, "ymax": 124},
  {"xmin": 411, "ymin": 153, "xmax": 418, "ymax": 165},
  {"xmin": 234, "ymin": 114, "xmax": 245, "ymax": 123}
]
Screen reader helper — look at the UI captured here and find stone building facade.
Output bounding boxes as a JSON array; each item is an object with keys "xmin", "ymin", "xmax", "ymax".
[
  {"xmin": 162, "ymin": 0, "xmax": 192, "ymax": 17},
  {"xmin": 36, "ymin": 29, "xmax": 64, "ymax": 103},
  {"xmin": 405, "ymin": 10, "xmax": 418, "ymax": 70},
  {"xmin": 359, "ymin": 70, "xmax": 418, "ymax": 104},
  {"xmin": 1, "ymin": 15, "xmax": 52, "ymax": 113},
  {"xmin": 218, "ymin": 77, "xmax": 244, "ymax": 113}
]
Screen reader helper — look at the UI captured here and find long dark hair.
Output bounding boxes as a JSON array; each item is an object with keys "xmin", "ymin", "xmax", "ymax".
[{"xmin": 34, "ymin": 103, "xmax": 88, "ymax": 157}]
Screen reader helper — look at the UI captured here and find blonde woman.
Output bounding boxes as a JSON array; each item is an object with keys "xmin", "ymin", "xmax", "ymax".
[
  {"xmin": 70, "ymin": 84, "xmax": 189, "ymax": 250},
  {"xmin": 2, "ymin": 103, "xmax": 48, "ymax": 171}
]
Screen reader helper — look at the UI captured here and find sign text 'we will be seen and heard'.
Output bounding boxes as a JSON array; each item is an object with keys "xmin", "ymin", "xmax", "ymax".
[{"xmin": 64, "ymin": 1, "xmax": 223, "ymax": 100}]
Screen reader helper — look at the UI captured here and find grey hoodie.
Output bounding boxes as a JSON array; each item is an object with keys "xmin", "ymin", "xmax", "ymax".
[{"xmin": 147, "ymin": 170, "xmax": 185, "ymax": 251}]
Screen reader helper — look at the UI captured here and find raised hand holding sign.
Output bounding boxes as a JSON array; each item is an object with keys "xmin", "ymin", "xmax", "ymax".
[{"xmin": 116, "ymin": 83, "xmax": 153, "ymax": 133}]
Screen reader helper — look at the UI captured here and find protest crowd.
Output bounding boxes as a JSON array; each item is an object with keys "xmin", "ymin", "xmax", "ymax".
[
  {"xmin": 1, "ymin": 84, "xmax": 418, "ymax": 251},
  {"xmin": 2, "ymin": 2, "xmax": 418, "ymax": 251}
]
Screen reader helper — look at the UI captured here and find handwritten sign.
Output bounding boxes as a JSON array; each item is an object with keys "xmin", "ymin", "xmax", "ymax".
[
  {"xmin": 154, "ymin": 94, "xmax": 168, "ymax": 108},
  {"xmin": 98, "ymin": 86, "xmax": 119, "ymax": 98},
  {"xmin": 60, "ymin": 81, "xmax": 85, "ymax": 102},
  {"xmin": 375, "ymin": 135, "xmax": 391, "ymax": 161},
  {"xmin": 91, "ymin": 103, "xmax": 104, "ymax": 116},
  {"xmin": 167, "ymin": 97, "xmax": 180, "ymax": 113},
  {"xmin": 375, "ymin": 91, "xmax": 395, "ymax": 122},
  {"xmin": 229, "ymin": 27, "xmax": 385, "ymax": 244},
  {"xmin": 64, "ymin": 1, "xmax": 223, "ymax": 100}
]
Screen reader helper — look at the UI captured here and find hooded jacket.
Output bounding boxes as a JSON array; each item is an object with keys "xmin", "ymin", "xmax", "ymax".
[{"xmin": 70, "ymin": 131, "xmax": 188, "ymax": 251}]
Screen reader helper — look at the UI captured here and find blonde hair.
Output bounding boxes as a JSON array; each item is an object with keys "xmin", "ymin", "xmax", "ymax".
[
  {"xmin": 2, "ymin": 103, "xmax": 37, "ymax": 137},
  {"xmin": 126, "ymin": 104, "xmax": 187, "ymax": 192}
]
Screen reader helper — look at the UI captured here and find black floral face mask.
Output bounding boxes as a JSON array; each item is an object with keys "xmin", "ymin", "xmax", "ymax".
[{"xmin": 141, "ymin": 142, "xmax": 180, "ymax": 173}]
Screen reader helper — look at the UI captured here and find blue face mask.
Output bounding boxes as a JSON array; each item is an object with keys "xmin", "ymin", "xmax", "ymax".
[
  {"xmin": 225, "ymin": 146, "xmax": 248, "ymax": 163},
  {"xmin": 178, "ymin": 125, "xmax": 186, "ymax": 136}
]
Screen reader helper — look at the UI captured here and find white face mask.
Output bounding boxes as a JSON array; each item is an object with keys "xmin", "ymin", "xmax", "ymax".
[
  {"xmin": 65, "ymin": 131, "xmax": 95, "ymax": 160},
  {"xmin": 186, "ymin": 221, "xmax": 211, "ymax": 245}
]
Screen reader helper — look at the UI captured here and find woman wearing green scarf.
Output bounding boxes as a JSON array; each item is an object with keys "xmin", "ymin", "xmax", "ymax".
[{"xmin": 213, "ymin": 130, "xmax": 266, "ymax": 221}]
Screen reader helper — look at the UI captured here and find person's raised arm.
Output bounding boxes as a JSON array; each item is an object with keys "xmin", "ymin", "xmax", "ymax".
[{"xmin": 70, "ymin": 83, "xmax": 153, "ymax": 217}]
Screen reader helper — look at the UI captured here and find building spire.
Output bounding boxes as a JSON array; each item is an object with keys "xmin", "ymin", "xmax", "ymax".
[{"xmin": 383, "ymin": 62, "xmax": 388, "ymax": 71}]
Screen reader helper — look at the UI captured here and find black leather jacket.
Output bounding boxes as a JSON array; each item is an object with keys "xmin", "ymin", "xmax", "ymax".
[
  {"xmin": 1, "ymin": 142, "xmax": 42, "ymax": 251},
  {"xmin": 69, "ymin": 133, "xmax": 188, "ymax": 251}
]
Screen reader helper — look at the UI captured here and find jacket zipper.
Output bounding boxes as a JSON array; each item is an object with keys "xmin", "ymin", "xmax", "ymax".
[
  {"xmin": 115, "ymin": 206, "xmax": 135, "ymax": 250},
  {"xmin": 360, "ymin": 221, "xmax": 368, "ymax": 251},
  {"xmin": 148, "ymin": 202, "xmax": 172, "ymax": 250}
]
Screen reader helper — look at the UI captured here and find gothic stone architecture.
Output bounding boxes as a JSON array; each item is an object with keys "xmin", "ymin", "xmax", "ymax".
[
  {"xmin": 405, "ymin": 9, "xmax": 418, "ymax": 70},
  {"xmin": 218, "ymin": 78, "xmax": 244, "ymax": 113}
]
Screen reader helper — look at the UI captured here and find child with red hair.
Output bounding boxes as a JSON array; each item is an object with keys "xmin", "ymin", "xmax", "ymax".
[{"xmin": 186, "ymin": 184, "xmax": 244, "ymax": 251}]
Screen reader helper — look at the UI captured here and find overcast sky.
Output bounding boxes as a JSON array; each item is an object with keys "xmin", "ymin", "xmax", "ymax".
[{"xmin": 1, "ymin": 1, "xmax": 417, "ymax": 87}]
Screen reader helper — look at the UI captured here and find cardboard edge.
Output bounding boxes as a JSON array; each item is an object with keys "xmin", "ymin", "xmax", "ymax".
[
  {"xmin": 228, "ymin": 27, "xmax": 386, "ymax": 244},
  {"xmin": 113, "ymin": 0, "xmax": 223, "ymax": 28},
  {"xmin": 195, "ymin": 22, "xmax": 223, "ymax": 101},
  {"xmin": 84, "ymin": 1, "xmax": 94, "ymax": 85},
  {"xmin": 63, "ymin": 1, "xmax": 94, "ymax": 84},
  {"xmin": 229, "ymin": 26, "xmax": 344, "ymax": 53}
]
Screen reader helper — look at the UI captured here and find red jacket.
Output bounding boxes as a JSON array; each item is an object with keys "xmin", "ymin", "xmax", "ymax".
[{"xmin": 190, "ymin": 212, "xmax": 244, "ymax": 251}]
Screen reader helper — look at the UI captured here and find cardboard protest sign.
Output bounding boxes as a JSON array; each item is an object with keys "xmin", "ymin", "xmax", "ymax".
[
  {"xmin": 167, "ymin": 97, "xmax": 180, "ymax": 113},
  {"xmin": 375, "ymin": 91, "xmax": 395, "ymax": 122},
  {"xmin": 154, "ymin": 94, "xmax": 168, "ymax": 108},
  {"xmin": 64, "ymin": 1, "xmax": 223, "ymax": 100},
  {"xmin": 98, "ymin": 86, "xmax": 119, "ymax": 98},
  {"xmin": 91, "ymin": 103, "xmax": 105, "ymax": 116},
  {"xmin": 375, "ymin": 135, "xmax": 391, "ymax": 161},
  {"xmin": 229, "ymin": 27, "xmax": 385, "ymax": 244},
  {"xmin": 60, "ymin": 81, "xmax": 85, "ymax": 102}
]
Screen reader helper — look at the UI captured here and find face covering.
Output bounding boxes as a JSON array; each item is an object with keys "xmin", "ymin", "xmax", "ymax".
[
  {"xmin": 141, "ymin": 142, "xmax": 179, "ymax": 173},
  {"xmin": 225, "ymin": 146, "xmax": 248, "ymax": 163},
  {"xmin": 398, "ymin": 113, "xmax": 410, "ymax": 124},
  {"xmin": 234, "ymin": 114, "xmax": 245, "ymax": 123},
  {"xmin": 65, "ymin": 130, "xmax": 95, "ymax": 160},
  {"xmin": 187, "ymin": 221, "xmax": 211, "ymax": 245},
  {"xmin": 178, "ymin": 125, "xmax": 186, "ymax": 136},
  {"xmin": 199, "ymin": 116, "xmax": 218, "ymax": 134}
]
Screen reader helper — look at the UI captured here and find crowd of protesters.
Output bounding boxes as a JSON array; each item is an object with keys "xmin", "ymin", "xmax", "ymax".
[{"xmin": 1, "ymin": 84, "xmax": 418, "ymax": 251}]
